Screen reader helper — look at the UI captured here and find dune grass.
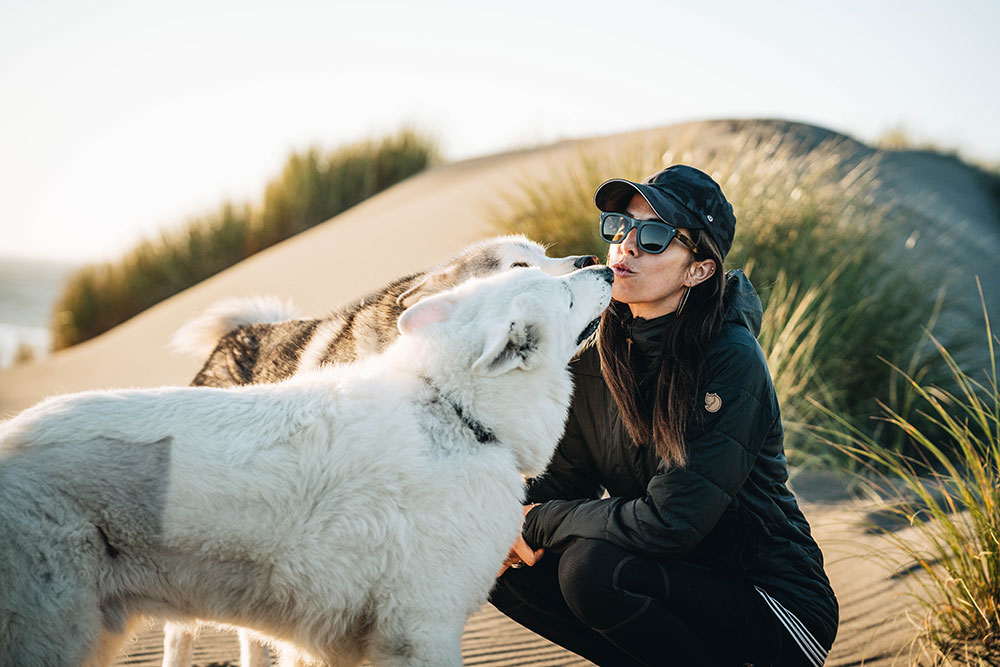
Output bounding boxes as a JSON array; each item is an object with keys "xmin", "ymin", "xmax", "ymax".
[
  {"xmin": 52, "ymin": 129, "xmax": 437, "ymax": 349},
  {"xmin": 491, "ymin": 130, "xmax": 943, "ymax": 464},
  {"xmin": 816, "ymin": 284, "xmax": 999, "ymax": 663}
]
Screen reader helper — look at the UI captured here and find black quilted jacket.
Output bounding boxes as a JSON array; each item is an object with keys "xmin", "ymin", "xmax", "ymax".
[{"xmin": 522, "ymin": 270, "xmax": 838, "ymax": 646}]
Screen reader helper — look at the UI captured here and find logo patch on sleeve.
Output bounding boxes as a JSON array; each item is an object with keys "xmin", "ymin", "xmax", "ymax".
[{"xmin": 704, "ymin": 392, "xmax": 722, "ymax": 413}]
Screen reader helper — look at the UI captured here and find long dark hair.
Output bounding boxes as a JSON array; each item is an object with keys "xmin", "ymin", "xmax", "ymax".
[{"xmin": 598, "ymin": 229, "xmax": 727, "ymax": 467}]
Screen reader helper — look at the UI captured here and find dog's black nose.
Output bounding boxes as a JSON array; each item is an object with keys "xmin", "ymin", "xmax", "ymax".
[
  {"xmin": 574, "ymin": 255, "xmax": 599, "ymax": 268},
  {"xmin": 599, "ymin": 266, "xmax": 614, "ymax": 284}
]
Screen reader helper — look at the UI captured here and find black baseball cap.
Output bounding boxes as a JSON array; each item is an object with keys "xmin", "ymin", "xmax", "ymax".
[{"xmin": 594, "ymin": 165, "xmax": 737, "ymax": 260}]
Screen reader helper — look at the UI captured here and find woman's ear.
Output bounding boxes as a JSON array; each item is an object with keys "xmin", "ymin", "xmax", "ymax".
[{"xmin": 687, "ymin": 259, "xmax": 717, "ymax": 287}]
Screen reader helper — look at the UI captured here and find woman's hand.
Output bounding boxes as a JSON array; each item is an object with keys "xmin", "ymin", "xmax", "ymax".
[{"xmin": 497, "ymin": 504, "xmax": 544, "ymax": 577}]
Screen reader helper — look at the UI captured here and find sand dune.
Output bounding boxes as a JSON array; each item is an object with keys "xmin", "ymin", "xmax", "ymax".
[
  {"xmin": 6, "ymin": 119, "xmax": 998, "ymax": 665},
  {"xmin": 0, "ymin": 124, "xmax": 693, "ymax": 414},
  {"xmin": 2, "ymin": 119, "xmax": 995, "ymax": 415}
]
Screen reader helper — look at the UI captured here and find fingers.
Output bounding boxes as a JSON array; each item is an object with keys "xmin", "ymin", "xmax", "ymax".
[
  {"xmin": 511, "ymin": 534, "xmax": 545, "ymax": 567},
  {"xmin": 497, "ymin": 547, "xmax": 545, "ymax": 578},
  {"xmin": 497, "ymin": 551, "xmax": 521, "ymax": 578},
  {"xmin": 497, "ymin": 504, "xmax": 545, "ymax": 578},
  {"xmin": 512, "ymin": 535, "xmax": 537, "ymax": 565}
]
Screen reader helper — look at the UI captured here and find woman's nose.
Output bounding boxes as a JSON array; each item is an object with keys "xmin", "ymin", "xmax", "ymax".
[{"xmin": 620, "ymin": 228, "xmax": 640, "ymax": 256}]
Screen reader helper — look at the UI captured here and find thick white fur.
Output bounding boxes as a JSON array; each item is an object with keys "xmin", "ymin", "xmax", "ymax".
[
  {"xmin": 163, "ymin": 236, "xmax": 598, "ymax": 667},
  {"xmin": 0, "ymin": 266, "xmax": 612, "ymax": 667},
  {"xmin": 169, "ymin": 295, "xmax": 301, "ymax": 359}
]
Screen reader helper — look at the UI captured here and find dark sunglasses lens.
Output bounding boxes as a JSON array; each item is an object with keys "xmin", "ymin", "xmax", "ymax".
[
  {"xmin": 601, "ymin": 214, "xmax": 630, "ymax": 243},
  {"xmin": 638, "ymin": 224, "xmax": 675, "ymax": 253}
]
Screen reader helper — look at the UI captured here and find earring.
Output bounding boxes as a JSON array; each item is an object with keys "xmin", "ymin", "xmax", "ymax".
[{"xmin": 676, "ymin": 285, "xmax": 692, "ymax": 315}]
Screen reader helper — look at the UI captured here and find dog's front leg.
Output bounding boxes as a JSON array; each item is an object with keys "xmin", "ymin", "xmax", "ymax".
[
  {"xmin": 161, "ymin": 622, "xmax": 195, "ymax": 667},
  {"xmin": 368, "ymin": 621, "xmax": 463, "ymax": 667},
  {"xmin": 239, "ymin": 629, "xmax": 272, "ymax": 667}
]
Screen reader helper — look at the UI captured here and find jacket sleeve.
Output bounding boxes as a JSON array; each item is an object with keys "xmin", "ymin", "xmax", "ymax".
[
  {"xmin": 523, "ymin": 338, "xmax": 776, "ymax": 558},
  {"xmin": 524, "ymin": 397, "xmax": 604, "ymax": 503}
]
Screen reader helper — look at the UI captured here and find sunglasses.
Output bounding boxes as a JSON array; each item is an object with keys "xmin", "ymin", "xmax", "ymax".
[{"xmin": 600, "ymin": 212, "xmax": 699, "ymax": 255}]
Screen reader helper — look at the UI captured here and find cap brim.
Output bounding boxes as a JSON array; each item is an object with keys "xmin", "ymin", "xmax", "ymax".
[{"xmin": 594, "ymin": 179, "xmax": 704, "ymax": 230}]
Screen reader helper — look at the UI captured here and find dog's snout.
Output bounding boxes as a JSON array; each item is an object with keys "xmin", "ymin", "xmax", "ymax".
[
  {"xmin": 574, "ymin": 255, "xmax": 599, "ymax": 269},
  {"xmin": 597, "ymin": 266, "xmax": 614, "ymax": 284}
]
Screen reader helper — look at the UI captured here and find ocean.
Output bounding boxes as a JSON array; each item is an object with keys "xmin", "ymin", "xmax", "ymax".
[{"xmin": 0, "ymin": 256, "xmax": 81, "ymax": 369}]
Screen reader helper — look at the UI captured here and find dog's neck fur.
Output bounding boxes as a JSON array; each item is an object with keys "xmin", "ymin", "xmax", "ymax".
[
  {"xmin": 419, "ymin": 376, "xmax": 496, "ymax": 445},
  {"xmin": 379, "ymin": 314, "xmax": 575, "ymax": 476}
]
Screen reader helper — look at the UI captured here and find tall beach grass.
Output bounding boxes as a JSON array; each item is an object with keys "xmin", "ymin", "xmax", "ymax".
[
  {"xmin": 816, "ymin": 283, "xmax": 999, "ymax": 663},
  {"xmin": 52, "ymin": 128, "xmax": 437, "ymax": 349},
  {"xmin": 491, "ymin": 128, "xmax": 943, "ymax": 464}
]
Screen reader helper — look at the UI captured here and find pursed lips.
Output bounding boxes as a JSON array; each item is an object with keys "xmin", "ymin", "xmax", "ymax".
[{"xmin": 611, "ymin": 262, "xmax": 635, "ymax": 277}]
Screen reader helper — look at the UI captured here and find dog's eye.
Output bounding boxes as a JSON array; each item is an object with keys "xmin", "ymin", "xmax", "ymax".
[{"xmin": 511, "ymin": 262, "xmax": 529, "ymax": 268}]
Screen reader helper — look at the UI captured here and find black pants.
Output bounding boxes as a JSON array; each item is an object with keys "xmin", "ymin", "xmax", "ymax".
[{"xmin": 490, "ymin": 538, "xmax": 812, "ymax": 667}]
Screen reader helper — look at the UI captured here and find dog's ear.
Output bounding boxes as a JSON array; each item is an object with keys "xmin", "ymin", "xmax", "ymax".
[
  {"xmin": 397, "ymin": 293, "xmax": 456, "ymax": 335},
  {"xmin": 397, "ymin": 265, "xmax": 461, "ymax": 309},
  {"xmin": 472, "ymin": 305, "xmax": 541, "ymax": 376}
]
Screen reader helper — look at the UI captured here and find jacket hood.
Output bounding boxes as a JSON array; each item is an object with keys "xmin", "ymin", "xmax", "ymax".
[
  {"xmin": 723, "ymin": 270, "xmax": 763, "ymax": 337},
  {"xmin": 625, "ymin": 269, "xmax": 762, "ymax": 353},
  {"xmin": 618, "ymin": 271, "xmax": 761, "ymax": 392}
]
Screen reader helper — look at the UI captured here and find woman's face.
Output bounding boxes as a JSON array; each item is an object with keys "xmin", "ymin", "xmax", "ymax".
[{"xmin": 607, "ymin": 193, "xmax": 715, "ymax": 319}]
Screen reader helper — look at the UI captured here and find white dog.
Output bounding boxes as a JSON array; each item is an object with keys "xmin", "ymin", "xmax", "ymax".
[
  {"xmin": 0, "ymin": 265, "xmax": 613, "ymax": 667},
  {"xmin": 162, "ymin": 235, "xmax": 599, "ymax": 667}
]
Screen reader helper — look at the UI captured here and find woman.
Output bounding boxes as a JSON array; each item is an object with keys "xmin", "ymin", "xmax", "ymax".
[{"xmin": 491, "ymin": 165, "xmax": 838, "ymax": 666}]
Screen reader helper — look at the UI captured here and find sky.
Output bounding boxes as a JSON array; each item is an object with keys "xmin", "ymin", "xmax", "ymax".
[{"xmin": 1, "ymin": 0, "xmax": 998, "ymax": 263}]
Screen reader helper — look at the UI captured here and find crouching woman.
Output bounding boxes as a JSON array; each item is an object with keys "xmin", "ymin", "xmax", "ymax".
[{"xmin": 491, "ymin": 165, "xmax": 838, "ymax": 666}]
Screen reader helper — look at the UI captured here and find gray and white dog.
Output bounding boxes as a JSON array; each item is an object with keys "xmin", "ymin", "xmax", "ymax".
[
  {"xmin": 160, "ymin": 235, "xmax": 598, "ymax": 667},
  {"xmin": 172, "ymin": 235, "xmax": 599, "ymax": 389}
]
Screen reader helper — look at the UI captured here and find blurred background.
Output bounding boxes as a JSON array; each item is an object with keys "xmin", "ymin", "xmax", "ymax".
[
  {"xmin": 2, "ymin": 0, "xmax": 998, "ymax": 365},
  {"xmin": 0, "ymin": 0, "xmax": 997, "ymax": 371}
]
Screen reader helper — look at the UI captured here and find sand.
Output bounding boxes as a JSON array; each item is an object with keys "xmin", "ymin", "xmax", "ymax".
[
  {"xmin": 107, "ymin": 491, "xmax": 925, "ymax": 666},
  {"xmin": 5, "ymin": 119, "xmax": 991, "ymax": 665}
]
